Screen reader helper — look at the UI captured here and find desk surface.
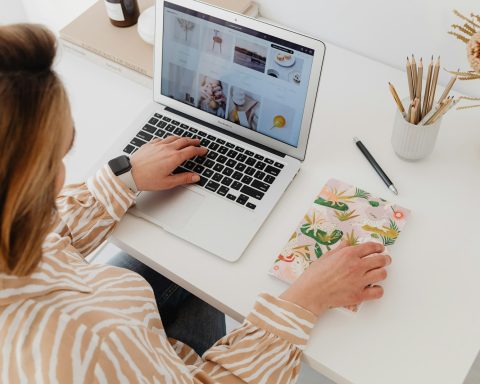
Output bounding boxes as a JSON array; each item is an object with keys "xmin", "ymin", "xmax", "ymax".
[{"xmin": 60, "ymin": 37, "xmax": 480, "ymax": 384}]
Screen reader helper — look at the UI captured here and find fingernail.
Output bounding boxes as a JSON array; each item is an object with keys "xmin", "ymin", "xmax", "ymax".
[
  {"xmin": 192, "ymin": 174, "xmax": 200, "ymax": 182},
  {"xmin": 387, "ymin": 256, "xmax": 392, "ymax": 265}
]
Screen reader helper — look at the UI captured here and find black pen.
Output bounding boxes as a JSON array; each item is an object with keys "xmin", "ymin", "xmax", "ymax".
[{"xmin": 353, "ymin": 137, "xmax": 398, "ymax": 195}]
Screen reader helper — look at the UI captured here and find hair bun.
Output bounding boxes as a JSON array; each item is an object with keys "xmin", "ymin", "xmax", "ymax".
[{"xmin": 0, "ymin": 24, "xmax": 57, "ymax": 73}]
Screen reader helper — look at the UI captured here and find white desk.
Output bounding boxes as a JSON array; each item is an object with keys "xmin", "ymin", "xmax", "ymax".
[{"xmin": 60, "ymin": 37, "xmax": 480, "ymax": 383}]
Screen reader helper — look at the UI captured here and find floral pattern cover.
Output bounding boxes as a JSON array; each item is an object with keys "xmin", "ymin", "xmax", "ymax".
[{"xmin": 269, "ymin": 179, "xmax": 410, "ymax": 311}]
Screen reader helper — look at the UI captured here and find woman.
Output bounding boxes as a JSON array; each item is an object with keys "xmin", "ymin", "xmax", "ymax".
[{"xmin": 0, "ymin": 24, "xmax": 390, "ymax": 383}]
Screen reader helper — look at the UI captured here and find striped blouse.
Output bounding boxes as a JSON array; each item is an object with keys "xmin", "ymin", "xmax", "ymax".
[{"xmin": 0, "ymin": 166, "xmax": 317, "ymax": 383}]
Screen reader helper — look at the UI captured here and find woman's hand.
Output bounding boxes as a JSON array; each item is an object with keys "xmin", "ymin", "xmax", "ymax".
[
  {"xmin": 279, "ymin": 242, "xmax": 391, "ymax": 316},
  {"xmin": 130, "ymin": 136, "xmax": 208, "ymax": 191}
]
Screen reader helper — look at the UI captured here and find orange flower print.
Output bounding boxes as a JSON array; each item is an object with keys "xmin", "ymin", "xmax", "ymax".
[
  {"xmin": 278, "ymin": 254, "xmax": 295, "ymax": 262},
  {"xmin": 392, "ymin": 210, "xmax": 405, "ymax": 220},
  {"xmin": 273, "ymin": 265, "xmax": 279, "ymax": 271}
]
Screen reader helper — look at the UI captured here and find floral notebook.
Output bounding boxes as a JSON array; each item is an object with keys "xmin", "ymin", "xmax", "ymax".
[{"xmin": 269, "ymin": 179, "xmax": 410, "ymax": 311}]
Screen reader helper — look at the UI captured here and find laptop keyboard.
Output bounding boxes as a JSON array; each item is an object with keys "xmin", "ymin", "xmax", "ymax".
[{"xmin": 123, "ymin": 113, "xmax": 285, "ymax": 210}]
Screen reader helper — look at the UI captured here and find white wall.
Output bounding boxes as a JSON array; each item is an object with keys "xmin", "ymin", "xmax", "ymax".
[{"xmin": 255, "ymin": 0, "xmax": 480, "ymax": 97}]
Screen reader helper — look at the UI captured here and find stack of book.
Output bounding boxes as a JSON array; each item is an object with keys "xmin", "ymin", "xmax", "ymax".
[{"xmin": 60, "ymin": 0, "xmax": 259, "ymax": 87}]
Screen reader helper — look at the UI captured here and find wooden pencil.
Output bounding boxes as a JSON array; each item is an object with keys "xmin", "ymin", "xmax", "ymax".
[
  {"xmin": 427, "ymin": 56, "xmax": 441, "ymax": 113},
  {"xmin": 438, "ymin": 73, "xmax": 457, "ymax": 104},
  {"xmin": 415, "ymin": 58, "xmax": 423, "ymax": 116},
  {"xmin": 422, "ymin": 56, "xmax": 433, "ymax": 118},
  {"xmin": 406, "ymin": 57, "xmax": 414, "ymax": 101},
  {"xmin": 411, "ymin": 55, "xmax": 417, "ymax": 98},
  {"xmin": 388, "ymin": 82, "xmax": 407, "ymax": 118},
  {"xmin": 424, "ymin": 97, "xmax": 451, "ymax": 125}
]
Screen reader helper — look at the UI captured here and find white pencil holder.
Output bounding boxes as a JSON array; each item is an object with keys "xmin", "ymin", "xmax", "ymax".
[{"xmin": 391, "ymin": 106, "xmax": 442, "ymax": 161}]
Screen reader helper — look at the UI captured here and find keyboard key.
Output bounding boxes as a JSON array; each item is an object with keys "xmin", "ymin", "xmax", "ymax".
[
  {"xmin": 264, "ymin": 158, "xmax": 274, "ymax": 164},
  {"xmin": 180, "ymin": 123, "xmax": 189, "ymax": 129},
  {"xmin": 130, "ymin": 137, "xmax": 147, "ymax": 147},
  {"xmin": 123, "ymin": 144, "xmax": 135, "ymax": 154},
  {"xmin": 198, "ymin": 131, "xmax": 207, "ymax": 137},
  {"xmin": 226, "ymin": 142, "xmax": 235, "ymax": 148},
  {"xmin": 227, "ymin": 150, "xmax": 238, "ymax": 158},
  {"xmin": 143, "ymin": 124, "xmax": 157, "ymax": 134},
  {"xmin": 173, "ymin": 166, "xmax": 188, "ymax": 174},
  {"xmin": 207, "ymin": 134, "xmax": 216, "ymax": 140},
  {"xmin": 226, "ymin": 159, "xmax": 237, "ymax": 168},
  {"xmin": 236, "ymin": 194, "xmax": 249, "ymax": 205},
  {"xmin": 157, "ymin": 120, "xmax": 167, "ymax": 128},
  {"xmin": 254, "ymin": 162, "xmax": 266, "ymax": 170},
  {"xmin": 274, "ymin": 162, "xmax": 284, "ymax": 169},
  {"xmin": 184, "ymin": 132, "xmax": 193, "ymax": 137},
  {"xmin": 216, "ymin": 138, "xmax": 225, "ymax": 144},
  {"xmin": 246, "ymin": 202, "xmax": 256, "ymax": 210},
  {"xmin": 235, "ymin": 146, "xmax": 245, "ymax": 153},
  {"xmin": 235, "ymin": 163, "xmax": 246, "ymax": 172},
  {"xmin": 184, "ymin": 161, "xmax": 195, "ymax": 170},
  {"xmin": 245, "ymin": 150, "xmax": 254, "ymax": 156},
  {"xmin": 236, "ymin": 153, "xmax": 247, "ymax": 162},
  {"xmin": 217, "ymin": 155, "xmax": 228, "ymax": 164},
  {"xmin": 207, "ymin": 152, "xmax": 218, "ymax": 160},
  {"xmin": 212, "ymin": 172, "xmax": 223, "ymax": 182},
  {"xmin": 264, "ymin": 175, "xmax": 276, "ymax": 184},
  {"xmin": 241, "ymin": 175, "xmax": 253, "ymax": 184},
  {"xmin": 155, "ymin": 129, "xmax": 166, "ymax": 137},
  {"xmin": 254, "ymin": 171, "xmax": 266, "ymax": 180},
  {"xmin": 265, "ymin": 165, "xmax": 281, "ymax": 176},
  {"xmin": 174, "ymin": 127, "xmax": 184, "ymax": 136},
  {"xmin": 205, "ymin": 181, "xmax": 220, "ymax": 192},
  {"xmin": 154, "ymin": 113, "xmax": 163, "ymax": 118},
  {"xmin": 164, "ymin": 133, "xmax": 173, "ymax": 137},
  {"xmin": 171, "ymin": 120, "xmax": 180, "ymax": 126},
  {"xmin": 245, "ymin": 157, "xmax": 256, "ymax": 166},
  {"xmin": 195, "ymin": 156, "xmax": 206, "ymax": 164},
  {"xmin": 137, "ymin": 130, "xmax": 153, "ymax": 141},
  {"xmin": 240, "ymin": 185, "xmax": 265, "ymax": 200},
  {"xmin": 221, "ymin": 177, "xmax": 233, "ymax": 186},
  {"xmin": 148, "ymin": 117, "xmax": 159, "ymax": 125},
  {"xmin": 213, "ymin": 163, "xmax": 224, "ymax": 172},
  {"xmin": 217, "ymin": 186, "xmax": 229, "ymax": 196},
  {"xmin": 200, "ymin": 138, "xmax": 210, "ymax": 147},
  {"xmin": 165, "ymin": 124, "xmax": 175, "ymax": 132},
  {"xmin": 197, "ymin": 176, "xmax": 208, "ymax": 187},
  {"xmin": 204, "ymin": 159, "xmax": 215, "ymax": 168},
  {"xmin": 162, "ymin": 116, "xmax": 172, "ymax": 122},
  {"xmin": 231, "ymin": 181, "xmax": 242, "ymax": 190},
  {"xmin": 251, "ymin": 179, "xmax": 270, "ymax": 192},
  {"xmin": 245, "ymin": 167, "xmax": 255, "ymax": 176},
  {"xmin": 254, "ymin": 154, "xmax": 264, "ymax": 161},
  {"xmin": 222, "ymin": 167, "xmax": 233, "ymax": 176},
  {"xmin": 209, "ymin": 142, "xmax": 219, "ymax": 151},
  {"xmin": 226, "ymin": 194, "xmax": 236, "ymax": 201},
  {"xmin": 218, "ymin": 146, "xmax": 228, "ymax": 154},
  {"xmin": 232, "ymin": 171, "xmax": 243, "ymax": 180},
  {"xmin": 203, "ymin": 169, "xmax": 214, "ymax": 178},
  {"xmin": 189, "ymin": 127, "xmax": 198, "ymax": 133},
  {"xmin": 193, "ymin": 164, "xmax": 205, "ymax": 173}
]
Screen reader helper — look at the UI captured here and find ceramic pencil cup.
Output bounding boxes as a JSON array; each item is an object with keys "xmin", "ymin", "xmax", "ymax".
[{"xmin": 391, "ymin": 107, "xmax": 442, "ymax": 161}]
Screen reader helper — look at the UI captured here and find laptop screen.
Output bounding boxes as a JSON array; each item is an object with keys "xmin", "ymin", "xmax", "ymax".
[{"xmin": 161, "ymin": 2, "xmax": 315, "ymax": 148}]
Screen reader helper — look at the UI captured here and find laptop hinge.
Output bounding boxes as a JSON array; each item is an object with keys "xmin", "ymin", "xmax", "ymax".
[{"xmin": 164, "ymin": 107, "xmax": 287, "ymax": 158}]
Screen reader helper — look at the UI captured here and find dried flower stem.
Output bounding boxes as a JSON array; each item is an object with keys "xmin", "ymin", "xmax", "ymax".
[
  {"xmin": 448, "ymin": 31, "xmax": 470, "ymax": 43},
  {"xmin": 458, "ymin": 96, "xmax": 480, "ymax": 101},
  {"xmin": 457, "ymin": 104, "xmax": 480, "ymax": 109},
  {"xmin": 454, "ymin": 10, "xmax": 480, "ymax": 29},
  {"xmin": 464, "ymin": 23, "xmax": 477, "ymax": 34},
  {"xmin": 452, "ymin": 24, "xmax": 474, "ymax": 36}
]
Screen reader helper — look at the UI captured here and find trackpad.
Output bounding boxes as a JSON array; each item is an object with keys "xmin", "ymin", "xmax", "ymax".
[{"xmin": 134, "ymin": 187, "xmax": 204, "ymax": 229}]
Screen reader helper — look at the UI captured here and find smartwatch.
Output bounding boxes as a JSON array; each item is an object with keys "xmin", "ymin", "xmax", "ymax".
[{"xmin": 108, "ymin": 155, "xmax": 138, "ymax": 193}]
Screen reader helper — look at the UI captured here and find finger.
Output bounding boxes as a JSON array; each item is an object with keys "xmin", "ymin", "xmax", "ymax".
[
  {"xmin": 362, "ymin": 254, "xmax": 392, "ymax": 272},
  {"xmin": 166, "ymin": 172, "xmax": 200, "ymax": 188},
  {"xmin": 176, "ymin": 145, "xmax": 208, "ymax": 163},
  {"xmin": 151, "ymin": 137, "xmax": 162, "ymax": 144},
  {"xmin": 364, "ymin": 268, "xmax": 388, "ymax": 285},
  {"xmin": 324, "ymin": 241, "xmax": 349, "ymax": 257},
  {"xmin": 169, "ymin": 137, "xmax": 201, "ymax": 150},
  {"xmin": 362, "ymin": 285, "xmax": 384, "ymax": 301},
  {"xmin": 161, "ymin": 135, "xmax": 180, "ymax": 144},
  {"xmin": 349, "ymin": 242, "xmax": 385, "ymax": 258}
]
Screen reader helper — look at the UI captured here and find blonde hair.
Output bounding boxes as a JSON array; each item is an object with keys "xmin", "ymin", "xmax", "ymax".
[{"xmin": 0, "ymin": 24, "xmax": 71, "ymax": 276}]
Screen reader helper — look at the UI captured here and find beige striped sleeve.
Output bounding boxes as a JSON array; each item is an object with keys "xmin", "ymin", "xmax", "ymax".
[
  {"xmin": 54, "ymin": 165, "xmax": 136, "ymax": 256},
  {"xmin": 196, "ymin": 293, "xmax": 318, "ymax": 383}
]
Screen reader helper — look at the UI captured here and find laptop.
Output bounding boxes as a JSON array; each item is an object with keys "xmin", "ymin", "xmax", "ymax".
[{"xmin": 109, "ymin": 0, "xmax": 325, "ymax": 262}]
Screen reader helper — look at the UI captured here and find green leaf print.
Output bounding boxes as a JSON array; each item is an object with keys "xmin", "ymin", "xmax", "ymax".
[
  {"xmin": 314, "ymin": 197, "xmax": 349, "ymax": 211},
  {"xmin": 368, "ymin": 200, "xmax": 380, "ymax": 207}
]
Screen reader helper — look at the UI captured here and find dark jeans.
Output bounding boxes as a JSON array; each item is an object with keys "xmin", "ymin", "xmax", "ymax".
[{"xmin": 108, "ymin": 252, "xmax": 226, "ymax": 356}]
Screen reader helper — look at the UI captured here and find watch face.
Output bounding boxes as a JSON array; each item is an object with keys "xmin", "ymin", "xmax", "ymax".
[{"xmin": 108, "ymin": 155, "xmax": 132, "ymax": 176}]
